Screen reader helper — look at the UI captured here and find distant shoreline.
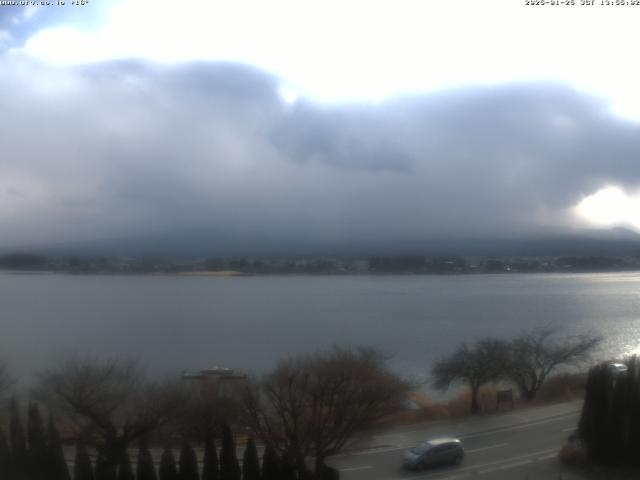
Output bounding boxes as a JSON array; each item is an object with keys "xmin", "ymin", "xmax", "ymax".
[
  {"xmin": 174, "ymin": 270, "xmax": 245, "ymax": 277},
  {"xmin": 4, "ymin": 252, "xmax": 640, "ymax": 275},
  {"xmin": 2, "ymin": 269, "xmax": 640, "ymax": 277}
]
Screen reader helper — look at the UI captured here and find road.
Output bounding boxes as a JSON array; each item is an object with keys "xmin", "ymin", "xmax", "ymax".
[{"xmin": 327, "ymin": 401, "xmax": 584, "ymax": 480}]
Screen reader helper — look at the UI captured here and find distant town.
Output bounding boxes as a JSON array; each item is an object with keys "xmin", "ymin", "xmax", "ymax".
[{"xmin": 2, "ymin": 252, "xmax": 640, "ymax": 275}]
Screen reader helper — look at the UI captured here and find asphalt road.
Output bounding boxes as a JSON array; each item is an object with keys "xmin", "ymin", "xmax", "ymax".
[{"xmin": 327, "ymin": 401, "xmax": 583, "ymax": 480}]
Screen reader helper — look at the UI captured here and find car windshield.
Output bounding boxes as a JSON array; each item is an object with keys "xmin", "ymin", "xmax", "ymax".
[{"xmin": 410, "ymin": 443, "xmax": 432, "ymax": 455}]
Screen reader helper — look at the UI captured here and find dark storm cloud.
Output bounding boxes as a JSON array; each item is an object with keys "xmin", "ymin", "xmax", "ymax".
[
  {"xmin": 271, "ymin": 83, "xmax": 640, "ymax": 236},
  {"xmin": 271, "ymin": 103, "xmax": 413, "ymax": 172},
  {"xmin": 1, "ymin": 59, "xmax": 640, "ymax": 250},
  {"xmin": 78, "ymin": 61, "xmax": 280, "ymax": 104}
]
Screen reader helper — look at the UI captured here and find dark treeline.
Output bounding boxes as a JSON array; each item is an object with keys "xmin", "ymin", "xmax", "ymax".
[
  {"xmin": 2, "ymin": 252, "xmax": 640, "ymax": 275},
  {"xmin": 0, "ymin": 346, "xmax": 407, "ymax": 479},
  {"xmin": 0, "ymin": 401, "xmax": 337, "ymax": 480},
  {"xmin": 0, "ymin": 400, "xmax": 69, "ymax": 480},
  {"xmin": 368, "ymin": 255, "xmax": 455, "ymax": 273},
  {"xmin": 0, "ymin": 254, "xmax": 49, "ymax": 270}
]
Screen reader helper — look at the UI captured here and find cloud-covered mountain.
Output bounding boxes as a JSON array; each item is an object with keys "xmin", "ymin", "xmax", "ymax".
[{"xmin": 1, "ymin": 59, "xmax": 640, "ymax": 253}]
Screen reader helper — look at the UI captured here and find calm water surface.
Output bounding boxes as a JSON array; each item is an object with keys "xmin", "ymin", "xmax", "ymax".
[{"xmin": 2, "ymin": 272, "xmax": 640, "ymax": 384}]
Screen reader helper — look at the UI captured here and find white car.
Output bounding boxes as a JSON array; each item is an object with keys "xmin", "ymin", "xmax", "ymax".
[{"xmin": 403, "ymin": 438, "xmax": 464, "ymax": 470}]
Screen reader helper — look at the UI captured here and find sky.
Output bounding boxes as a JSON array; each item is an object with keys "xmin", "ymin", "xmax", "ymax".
[{"xmin": 1, "ymin": 0, "xmax": 640, "ymax": 253}]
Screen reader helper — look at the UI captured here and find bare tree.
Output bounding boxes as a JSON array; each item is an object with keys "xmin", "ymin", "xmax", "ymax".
[
  {"xmin": 243, "ymin": 346, "xmax": 410, "ymax": 479},
  {"xmin": 178, "ymin": 391, "xmax": 241, "ymax": 442},
  {"xmin": 432, "ymin": 338, "xmax": 509, "ymax": 414},
  {"xmin": 0, "ymin": 359, "xmax": 13, "ymax": 401},
  {"xmin": 33, "ymin": 353, "xmax": 186, "ymax": 480},
  {"xmin": 506, "ymin": 325, "xmax": 601, "ymax": 401}
]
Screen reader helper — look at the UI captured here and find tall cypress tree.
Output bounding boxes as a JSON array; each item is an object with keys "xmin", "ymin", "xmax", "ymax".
[
  {"xmin": 593, "ymin": 365, "xmax": 613, "ymax": 463},
  {"xmin": 578, "ymin": 360, "xmax": 640, "ymax": 466},
  {"xmin": 201, "ymin": 434, "xmax": 219, "ymax": 480},
  {"xmin": 137, "ymin": 438, "xmax": 158, "ymax": 480},
  {"xmin": 95, "ymin": 454, "xmax": 117, "ymax": 480},
  {"xmin": 10, "ymin": 397, "xmax": 27, "ymax": 480},
  {"xmin": 27, "ymin": 403, "xmax": 48, "ymax": 480},
  {"xmin": 279, "ymin": 451, "xmax": 296, "ymax": 480},
  {"xmin": 318, "ymin": 464, "xmax": 339, "ymax": 480},
  {"xmin": 159, "ymin": 447, "xmax": 179, "ymax": 480},
  {"xmin": 260, "ymin": 444, "xmax": 279, "ymax": 480},
  {"xmin": 47, "ymin": 413, "xmax": 71, "ymax": 480},
  {"xmin": 74, "ymin": 441, "xmax": 95, "ymax": 480},
  {"xmin": 219, "ymin": 424, "xmax": 241, "ymax": 480},
  {"xmin": 241, "ymin": 438, "xmax": 260, "ymax": 480},
  {"xmin": 0, "ymin": 424, "xmax": 10, "ymax": 480},
  {"xmin": 579, "ymin": 365, "xmax": 599, "ymax": 461},
  {"xmin": 179, "ymin": 440, "xmax": 199, "ymax": 480},
  {"xmin": 627, "ymin": 357, "xmax": 640, "ymax": 466},
  {"xmin": 609, "ymin": 371, "xmax": 628, "ymax": 464},
  {"xmin": 117, "ymin": 450, "xmax": 135, "ymax": 480}
]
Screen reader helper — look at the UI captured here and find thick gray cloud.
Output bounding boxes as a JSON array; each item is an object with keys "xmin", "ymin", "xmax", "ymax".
[{"xmin": 1, "ymin": 58, "xmax": 640, "ymax": 252}]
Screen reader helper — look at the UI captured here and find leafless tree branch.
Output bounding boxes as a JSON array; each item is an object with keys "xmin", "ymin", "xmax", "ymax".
[{"xmin": 243, "ymin": 346, "xmax": 410, "ymax": 478}]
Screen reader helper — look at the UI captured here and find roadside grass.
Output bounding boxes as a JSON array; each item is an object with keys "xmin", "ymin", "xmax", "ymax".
[
  {"xmin": 529, "ymin": 372, "xmax": 587, "ymax": 405},
  {"xmin": 378, "ymin": 372, "xmax": 586, "ymax": 427}
]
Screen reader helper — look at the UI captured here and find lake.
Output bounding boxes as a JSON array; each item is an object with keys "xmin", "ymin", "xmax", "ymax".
[{"xmin": 2, "ymin": 271, "xmax": 640, "ymax": 387}]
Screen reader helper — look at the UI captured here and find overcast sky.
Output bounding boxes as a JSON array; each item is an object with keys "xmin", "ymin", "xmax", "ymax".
[{"xmin": 1, "ymin": 1, "xmax": 640, "ymax": 252}]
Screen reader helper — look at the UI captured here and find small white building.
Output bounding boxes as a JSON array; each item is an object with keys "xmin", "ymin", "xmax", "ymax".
[{"xmin": 181, "ymin": 366, "xmax": 248, "ymax": 400}]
